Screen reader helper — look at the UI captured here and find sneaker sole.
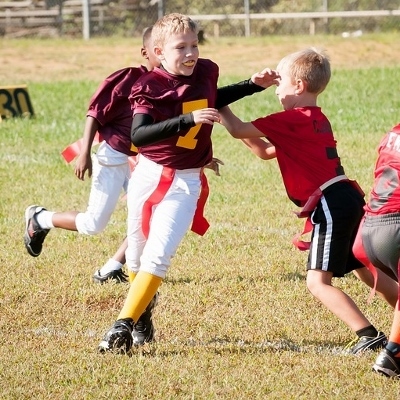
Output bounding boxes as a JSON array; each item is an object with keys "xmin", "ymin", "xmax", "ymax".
[
  {"xmin": 372, "ymin": 364, "xmax": 400, "ymax": 378},
  {"xmin": 92, "ymin": 271, "xmax": 129, "ymax": 284},
  {"xmin": 98, "ymin": 340, "xmax": 131, "ymax": 354},
  {"xmin": 24, "ymin": 205, "xmax": 40, "ymax": 257}
]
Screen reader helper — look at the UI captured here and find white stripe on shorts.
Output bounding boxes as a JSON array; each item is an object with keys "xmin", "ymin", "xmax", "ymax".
[{"xmin": 310, "ymin": 196, "xmax": 333, "ymax": 272}]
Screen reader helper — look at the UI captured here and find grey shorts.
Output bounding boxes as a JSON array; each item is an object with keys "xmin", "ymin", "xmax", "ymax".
[{"xmin": 362, "ymin": 213, "xmax": 400, "ymax": 280}]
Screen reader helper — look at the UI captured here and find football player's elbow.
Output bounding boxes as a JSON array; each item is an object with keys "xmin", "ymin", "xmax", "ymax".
[
  {"xmin": 264, "ymin": 150, "xmax": 277, "ymax": 160},
  {"xmin": 130, "ymin": 129, "xmax": 141, "ymax": 147},
  {"xmin": 131, "ymin": 136, "xmax": 139, "ymax": 147}
]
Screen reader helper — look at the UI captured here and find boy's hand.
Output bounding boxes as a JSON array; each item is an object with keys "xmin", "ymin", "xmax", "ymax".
[
  {"xmin": 192, "ymin": 108, "xmax": 220, "ymax": 125},
  {"xmin": 74, "ymin": 153, "xmax": 92, "ymax": 181},
  {"xmin": 251, "ymin": 68, "xmax": 280, "ymax": 88},
  {"xmin": 204, "ymin": 157, "xmax": 224, "ymax": 176}
]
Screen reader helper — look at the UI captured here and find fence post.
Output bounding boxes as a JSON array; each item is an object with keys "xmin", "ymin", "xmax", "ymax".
[
  {"xmin": 57, "ymin": 0, "xmax": 63, "ymax": 36},
  {"xmin": 322, "ymin": 0, "xmax": 329, "ymax": 33},
  {"xmin": 244, "ymin": 0, "xmax": 250, "ymax": 36},
  {"xmin": 82, "ymin": 0, "xmax": 90, "ymax": 40}
]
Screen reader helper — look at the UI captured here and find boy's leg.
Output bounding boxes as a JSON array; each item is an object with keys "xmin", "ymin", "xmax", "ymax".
[
  {"xmin": 88, "ymin": 155, "xmax": 131, "ymax": 283},
  {"xmin": 92, "ymin": 237, "xmax": 129, "ymax": 284},
  {"xmin": 75, "ymin": 157, "xmax": 128, "ymax": 235},
  {"xmin": 388, "ymin": 307, "xmax": 400, "ymax": 351},
  {"xmin": 24, "ymin": 156, "xmax": 128, "ymax": 260},
  {"xmin": 98, "ymin": 271, "xmax": 162, "ymax": 353},
  {"xmin": 353, "ymin": 267, "xmax": 398, "ymax": 308},
  {"xmin": 357, "ymin": 216, "xmax": 400, "ymax": 375},
  {"xmin": 99, "ymin": 160, "xmax": 201, "ymax": 353},
  {"xmin": 99, "ymin": 158, "xmax": 163, "ymax": 352},
  {"xmin": 306, "ymin": 269, "xmax": 371, "ymax": 331},
  {"xmin": 352, "ymin": 221, "xmax": 398, "ymax": 308},
  {"xmin": 373, "ymin": 304, "xmax": 400, "ymax": 377},
  {"xmin": 307, "ymin": 186, "xmax": 385, "ymax": 353},
  {"xmin": 306, "ymin": 269, "xmax": 386, "ymax": 353}
]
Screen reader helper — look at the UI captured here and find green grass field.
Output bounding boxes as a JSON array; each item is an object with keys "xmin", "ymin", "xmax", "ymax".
[{"xmin": 1, "ymin": 35, "xmax": 400, "ymax": 399}]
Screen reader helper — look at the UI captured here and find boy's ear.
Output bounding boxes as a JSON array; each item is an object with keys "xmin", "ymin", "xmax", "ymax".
[
  {"xmin": 154, "ymin": 46, "xmax": 164, "ymax": 59},
  {"xmin": 141, "ymin": 47, "xmax": 148, "ymax": 59},
  {"xmin": 295, "ymin": 79, "xmax": 305, "ymax": 94}
]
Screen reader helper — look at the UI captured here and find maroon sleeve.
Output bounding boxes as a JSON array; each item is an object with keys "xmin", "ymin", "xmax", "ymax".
[{"xmin": 87, "ymin": 67, "xmax": 146, "ymax": 126}]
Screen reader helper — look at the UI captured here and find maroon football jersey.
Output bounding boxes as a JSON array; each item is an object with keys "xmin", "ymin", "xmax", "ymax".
[
  {"xmin": 252, "ymin": 107, "xmax": 345, "ymax": 206},
  {"xmin": 364, "ymin": 124, "xmax": 400, "ymax": 215},
  {"xmin": 87, "ymin": 66, "xmax": 148, "ymax": 156},
  {"xmin": 129, "ymin": 59, "xmax": 219, "ymax": 169}
]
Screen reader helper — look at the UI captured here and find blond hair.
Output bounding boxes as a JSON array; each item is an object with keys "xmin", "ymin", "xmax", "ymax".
[
  {"xmin": 152, "ymin": 13, "xmax": 198, "ymax": 48},
  {"xmin": 277, "ymin": 48, "xmax": 331, "ymax": 94}
]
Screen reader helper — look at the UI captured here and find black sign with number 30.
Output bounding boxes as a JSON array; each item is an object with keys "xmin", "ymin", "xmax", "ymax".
[{"xmin": 0, "ymin": 86, "xmax": 34, "ymax": 119}]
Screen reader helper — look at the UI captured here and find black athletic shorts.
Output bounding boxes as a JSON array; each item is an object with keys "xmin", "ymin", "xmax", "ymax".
[{"xmin": 306, "ymin": 181, "xmax": 365, "ymax": 277}]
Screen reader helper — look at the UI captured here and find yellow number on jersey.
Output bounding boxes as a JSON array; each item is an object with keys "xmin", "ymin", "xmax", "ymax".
[{"xmin": 176, "ymin": 99, "xmax": 208, "ymax": 149}]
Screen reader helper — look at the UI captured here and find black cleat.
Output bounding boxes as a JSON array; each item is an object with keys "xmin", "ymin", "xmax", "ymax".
[
  {"xmin": 92, "ymin": 269, "xmax": 128, "ymax": 284},
  {"xmin": 24, "ymin": 205, "xmax": 50, "ymax": 257},
  {"xmin": 373, "ymin": 348, "xmax": 400, "ymax": 378},
  {"xmin": 344, "ymin": 331, "xmax": 387, "ymax": 355},
  {"xmin": 98, "ymin": 319, "xmax": 134, "ymax": 354}
]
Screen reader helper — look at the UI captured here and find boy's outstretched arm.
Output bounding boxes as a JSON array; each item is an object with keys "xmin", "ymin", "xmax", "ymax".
[
  {"xmin": 219, "ymin": 106, "xmax": 264, "ymax": 139},
  {"xmin": 215, "ymin": 69, "xmax": 279, "ymax": 110},
  {"xmin": 241, "ymin": 138, "xmax": 276, "ymax": 160}
]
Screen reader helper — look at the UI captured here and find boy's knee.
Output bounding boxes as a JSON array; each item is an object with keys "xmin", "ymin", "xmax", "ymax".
[
  {"xmin": 306, "ymin": 270, "xmax": 330, "ymax": 297},
  {"xmin": 306, "ymin": 276, "xmax": 317, "ymax": 295},
  {"xmin": 80, "ymin": 227, "xmax": 103, "ymax": 235},
  {"xmin": 75, "ymin": 214, "xmax": 108, "ymax": 235}
]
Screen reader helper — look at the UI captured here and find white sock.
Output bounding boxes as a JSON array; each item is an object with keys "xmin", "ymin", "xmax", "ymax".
[
  {"xmin": 99, "ymin": 259, "xmax": 123, "ymax": 275},
  {"xmin": 36, "ymin": 210, "xmax": 55, "ymax": 229}
]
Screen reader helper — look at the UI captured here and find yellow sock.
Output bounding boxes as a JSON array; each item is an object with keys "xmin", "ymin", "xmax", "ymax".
[
  {"xmin": 128, "ymin": 271, "xmax": 136, "ymax": 283},
  {"xmin": 118, "ymin": 271, "xmax": 162, "ymax": 323}
]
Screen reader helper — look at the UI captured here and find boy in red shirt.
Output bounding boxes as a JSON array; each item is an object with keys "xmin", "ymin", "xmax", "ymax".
[
  {"xmin": 220, "ymin": 48, "xmax": 398, "ymax": 353},
  {"xmin": 353, "ymin": 123, "xmax": 400, "ymax": 377}
]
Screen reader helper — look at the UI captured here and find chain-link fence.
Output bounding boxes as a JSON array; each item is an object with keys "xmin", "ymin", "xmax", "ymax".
[{"xmin": 0, "ymin": 0, "xmax": 399, "ymax": 38}]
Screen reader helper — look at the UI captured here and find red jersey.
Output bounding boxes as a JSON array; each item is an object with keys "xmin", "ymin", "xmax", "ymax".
[
  {"xmin": 87, "ymin": 66, "xmax": 148, "ymax": 156},
  {"xmin": 129, "ymin": 59, "xmax": 219, "ymax": 169},
  {"xmin": 364, "ymin": 124, "xmax": 400, "ymax": 215},
  {"xmin": 252, "ymin": 107, "xmax": 345, "ymax": 206}
]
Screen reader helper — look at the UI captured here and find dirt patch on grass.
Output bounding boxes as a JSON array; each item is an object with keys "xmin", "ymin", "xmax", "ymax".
[{"xmin": 2, "ymin": 35, "xmax": 399, "ymax": 84}]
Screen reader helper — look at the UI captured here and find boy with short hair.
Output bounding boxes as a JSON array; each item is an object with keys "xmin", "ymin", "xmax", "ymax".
[
  {"xmin": 98, "ymin": 13, "xmax": 279, "ymax": 353},
  {"xmin": 24, "ymin": 27, "xmax": 159, "ymax": 285},
  {"xmin": 219, "ymin": 47, "xmax": 394, "ymax": 353}
]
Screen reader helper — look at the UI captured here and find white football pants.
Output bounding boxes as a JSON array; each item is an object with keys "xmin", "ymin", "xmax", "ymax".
[
  {"xmin": 126, "ymin": 155, "xmax": 201, "ymax": 279},
  {"xmin": 75, "ymin": 141, "xmax": 131, "ymax": 235}
]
